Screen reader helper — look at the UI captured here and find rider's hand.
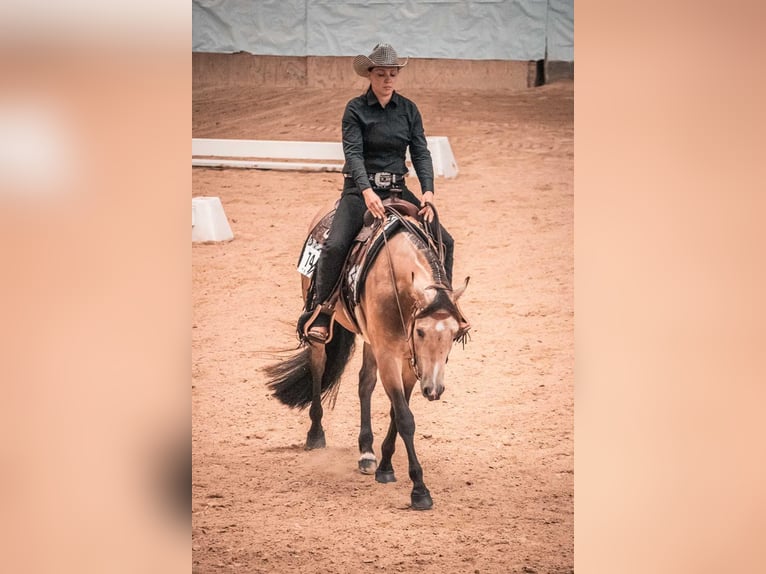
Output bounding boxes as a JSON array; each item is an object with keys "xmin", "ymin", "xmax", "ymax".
[
  {"xmin": 419, "ymin": 191, "xmax": 435, "ymax": 223},
  {"xmin": 362, "ymin": 188, "xmax": 386, "ymax": 219}
]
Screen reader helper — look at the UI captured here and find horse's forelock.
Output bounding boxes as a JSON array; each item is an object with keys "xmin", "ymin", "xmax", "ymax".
[{"xmin": 415, "ymin": 287, "xmax": 460, "ymax": 322}]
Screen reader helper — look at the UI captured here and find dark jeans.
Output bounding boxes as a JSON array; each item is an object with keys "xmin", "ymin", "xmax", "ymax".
[{"xmin": 312, "ymin": 180, "xmax": 455, "ymax": 306}]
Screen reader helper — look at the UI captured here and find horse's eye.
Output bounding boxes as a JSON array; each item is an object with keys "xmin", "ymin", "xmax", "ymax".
[{"xmin": 416, "ymin": 328, "xmax": 425, "ymax": 338}]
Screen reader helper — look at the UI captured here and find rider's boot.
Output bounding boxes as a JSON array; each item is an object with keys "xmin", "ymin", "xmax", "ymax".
[{"xmin": 305, "ymin": 304, "xmax": 333, "ymax": 343}]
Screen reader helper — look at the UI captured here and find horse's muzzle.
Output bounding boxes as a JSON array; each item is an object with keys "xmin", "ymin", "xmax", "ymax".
[{"xmin": 422, "ymin": 384, "xmax": 443, "ymax": 401}]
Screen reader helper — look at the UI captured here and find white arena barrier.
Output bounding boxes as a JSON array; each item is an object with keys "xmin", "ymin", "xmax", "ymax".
[{"xmin": 191, "ymin": 137, "xmax": 458, "ymax": 178}]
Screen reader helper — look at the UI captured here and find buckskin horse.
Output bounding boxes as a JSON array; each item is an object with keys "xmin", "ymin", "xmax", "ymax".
[{"xmin": 263, "ymin": 194, "xmax": 469, "ymax": 510}]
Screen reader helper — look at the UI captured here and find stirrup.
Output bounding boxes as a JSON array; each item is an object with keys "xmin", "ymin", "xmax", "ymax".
[
  {"xmin": 302, "ymin": 305, "xmax": 335, "ymax": 344},
  {"xmin": 307, "ymin": 324, "xmax": 330, "ymax": 343}
]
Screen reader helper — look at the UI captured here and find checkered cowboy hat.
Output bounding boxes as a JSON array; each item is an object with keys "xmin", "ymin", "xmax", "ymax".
[{"xmin": 353, "ymin": 43, "xmax": 408, "ymax": 77}]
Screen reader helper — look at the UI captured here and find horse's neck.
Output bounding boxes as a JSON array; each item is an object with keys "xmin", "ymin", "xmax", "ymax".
[
  {"xmin": 404, "ymin": 245, "xmax": 441, "ymax": 309},
  {"xmin": 365, "ymin": 230, "xmax": 442, "ymax": 312}
]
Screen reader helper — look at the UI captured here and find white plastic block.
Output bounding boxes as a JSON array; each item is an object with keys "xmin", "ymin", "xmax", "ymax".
[
  {"xmin": 192, "ymin": 196, "xmax": 234, "ymax": 242},
  {"xmin": 427, "ymin": 136, "xmax": 459, "ymax": 178}
]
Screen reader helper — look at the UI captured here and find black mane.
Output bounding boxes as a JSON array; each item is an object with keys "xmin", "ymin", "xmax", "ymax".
[{"xmin": 406, "ymin": 229, "xmax": 450, "ymax": 289}]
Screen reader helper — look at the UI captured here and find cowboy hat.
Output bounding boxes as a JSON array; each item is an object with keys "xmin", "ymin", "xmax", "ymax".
[{"xmin": 353, "ymin": 43, "xmax": 408, "ymax": 77}]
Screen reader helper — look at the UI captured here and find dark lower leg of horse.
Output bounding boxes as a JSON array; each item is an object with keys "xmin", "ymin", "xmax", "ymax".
[
  {"xmin": 375, "ymin": 405, "xmax": 398, "ymax": 484},
  {"xmin": 305, "ymin": 345, "xmax": 327, "ymax": 450},
  {"xmin": 306, "ymin": 401, "xmax": 326, "ymax": 450},
  {"xmin": 357, "ymin": 343, "xmax": 378, "ymax": 474},
  {"xmin": 395, "ymin": 390, "xmax": 433, "ymax": 510},
  {"xmin": 401, "ymin": 430, "xmax": 431, "ymax": 510}
]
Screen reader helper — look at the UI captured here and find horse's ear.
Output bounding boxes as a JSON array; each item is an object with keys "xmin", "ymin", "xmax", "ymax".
[{"xmin": 453, "ymin": 276, "xmax": 470, "ymax": 300}]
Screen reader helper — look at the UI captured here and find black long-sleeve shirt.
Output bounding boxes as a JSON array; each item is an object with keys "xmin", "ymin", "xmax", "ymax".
[{"xmin": 341, "ymin": 88, "xmax": 435, "ymax": 195}]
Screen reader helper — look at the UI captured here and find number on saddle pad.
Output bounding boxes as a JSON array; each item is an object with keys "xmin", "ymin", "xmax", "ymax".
[{"xmin": 297, "ymin": 236, "xmax": 322, "ymax": 277}]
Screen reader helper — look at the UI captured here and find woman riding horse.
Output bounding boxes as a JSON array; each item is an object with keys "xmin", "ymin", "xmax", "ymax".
[{"xmin": 268, "ymin": 43, "xmax": 470, "ymax": 510}]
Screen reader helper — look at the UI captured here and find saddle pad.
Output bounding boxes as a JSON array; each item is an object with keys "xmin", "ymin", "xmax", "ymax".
[{"xmin": 297, "ymin": 208, "xmax": 335, "ymax": 278}]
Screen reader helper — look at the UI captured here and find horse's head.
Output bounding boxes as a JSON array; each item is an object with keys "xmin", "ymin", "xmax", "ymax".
[{"xmin": 411, "ymin": 278, "xmax": 469, "ymax": 401}]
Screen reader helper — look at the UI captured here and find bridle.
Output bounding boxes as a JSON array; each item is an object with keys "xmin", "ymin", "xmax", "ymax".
[{"xmin": 406, "ymin": 307, "xmax": 423, "ymax": 382}]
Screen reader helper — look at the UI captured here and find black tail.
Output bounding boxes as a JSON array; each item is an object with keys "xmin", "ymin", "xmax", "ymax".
[{"xmin": 263, "ymin": 325, "xmax": 356, "ymax": 409}]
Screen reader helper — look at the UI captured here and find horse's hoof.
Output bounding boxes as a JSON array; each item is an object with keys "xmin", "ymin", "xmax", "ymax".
[
  {"xmin": 358, "ymin": 457, "xmax": 378, "ymax": 475},
  {"xmin": 304, "ymin": 433, "xmax": 326, "ymax": 450},
  {"xmin": 410, "ymin": 489, "xmax": 433, "ymax": 510},
  {"xmin": 375, "ymin": 469, "xmax": 397, "ymax": 483}
]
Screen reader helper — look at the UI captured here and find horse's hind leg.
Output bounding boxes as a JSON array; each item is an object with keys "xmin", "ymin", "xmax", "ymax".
[
  {"xmin": 358, "ymin": 343, "xmax": 378, "ymax": 474},
  {"xmin": 305, "ymin": 342, "xmax": 327, "ymax": 450}
]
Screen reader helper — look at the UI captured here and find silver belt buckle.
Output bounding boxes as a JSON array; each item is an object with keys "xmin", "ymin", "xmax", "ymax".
[{"xmin": 373, "ymin": 172, "xmax": 392, "ymax": 188}]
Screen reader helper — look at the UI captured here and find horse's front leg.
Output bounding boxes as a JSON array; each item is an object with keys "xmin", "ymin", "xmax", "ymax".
[
  {"xmin": 375, "ymin": 404, "xmax": 397, "ymax": 484},
  {"xmin": 305, "ymin": 341, "xmax": 327, "ymax": 450},
  {"xmin": 394, "ymin": 380, "xmax": 432, "ymax": 510},
  {"xmin": 358, "ymin": 342, "xmax": 378, "ymax": 474},
  {"xmin": 377, "ymin": 361, "xmax": 432, "ymax": 509}
]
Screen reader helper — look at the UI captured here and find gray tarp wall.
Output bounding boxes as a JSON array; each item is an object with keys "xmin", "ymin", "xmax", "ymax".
[{"xmin": 192, "ymin": 0, "xmax": 573, "ymax": 62}]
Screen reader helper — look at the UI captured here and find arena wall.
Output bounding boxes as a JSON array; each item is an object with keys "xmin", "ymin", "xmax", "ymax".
[{"xmin": 192, "ymin": 52, "xmax": 549, "ymax": 92}]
